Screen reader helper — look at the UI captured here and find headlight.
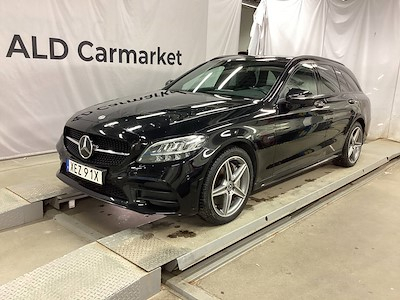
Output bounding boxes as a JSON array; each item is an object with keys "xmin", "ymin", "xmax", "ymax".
[{"xmin": 137, "ymin": 135, "xmax": 207, "ymax": 163}]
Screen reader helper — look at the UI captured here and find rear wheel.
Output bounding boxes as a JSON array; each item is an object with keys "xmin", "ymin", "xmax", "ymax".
[
  {"xmin": 334, "ymin": 122, "xmax": 363, "ymax": 167},
  {"xmin": 199, "ymin": 147, "xmax": 253, "ymax": 225}
]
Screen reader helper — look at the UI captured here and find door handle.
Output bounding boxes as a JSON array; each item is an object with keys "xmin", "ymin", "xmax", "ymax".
[{"xmin": 348, "ymin": 99, "xmax": 356, "ymax": 104}]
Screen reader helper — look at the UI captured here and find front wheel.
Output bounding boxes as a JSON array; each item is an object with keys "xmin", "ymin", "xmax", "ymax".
[
  {"xmin": 198, "ymin": 147, "xmax": 253, "ymax": 225},
  {"xmin": 334, "ymin": 122, "xmax": 364, "ymax": 167}
]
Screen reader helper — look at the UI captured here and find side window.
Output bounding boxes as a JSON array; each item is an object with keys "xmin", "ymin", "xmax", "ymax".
[
  {"xmin": 266, "ymin": 71, "xmax": 277, "ymax": 86},
  {"xmin": 316, "ymin": 64, "xmax": 340, "ymax": 95},
  {"xmin": 342, "ymin": 70, "xmax": 361, "ymax": 92},
  {"xmin": 334, "ymin": 68, "xmax": 351, "ymax": 92},
  {"xmin": 281, "ymin": 64, "xmax": 318, "ymax": 98}
]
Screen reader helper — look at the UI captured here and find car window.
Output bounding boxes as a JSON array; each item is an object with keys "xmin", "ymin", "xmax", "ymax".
[
  {"xmin": 182, "ymin": 66, "xmax": 224, "ymax": 91},
  {"xmin": 266, "ymin": 70, "xmax": 278, "ymax": 85},
  {"xmin": 342, "ymin": 70, "xmax": 361, "ymax": 92},
  {"xmin": 169, "ymin": 60, "xmax": 285, "ymax": 99},
  {"xmin": 316, "ymin": 64, "xmax": 340, "ymax": 95},
  {"xmin": 334, "ymin": 68, "xmax": 351, "ymax": 92},
  {"xmin": 281, "ymin": 63, "xmax": 318, "ymax": 98}
]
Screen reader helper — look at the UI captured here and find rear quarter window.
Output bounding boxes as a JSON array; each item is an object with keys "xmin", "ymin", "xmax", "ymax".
[
  {"xmin": 342, "ymin": 70, "xmax": 362, "ymax": 92},
  {"xmin": 334, "ymin": 68, "xmax": 351, "ymax": 93},
  {"xmin": 334, "ymin": 67, "xmax": 361, "ymax": 93},
  {"xmin": 316, "ymin": 64, "xmax": 340, "ymax": 95}
]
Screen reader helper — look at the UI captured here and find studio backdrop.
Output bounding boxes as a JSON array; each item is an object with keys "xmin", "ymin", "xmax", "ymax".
[
  {"xmin": 249, "ymin": 0, "xmax": 400, "ymax": 142},
  {"xmin": 0, "ymin": 0, "xmax": 241, "ymax": 159}
]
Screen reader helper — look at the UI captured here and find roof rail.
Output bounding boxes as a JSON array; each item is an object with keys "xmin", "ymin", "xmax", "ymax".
[{"xmin": 290, "ymin": 55, "xmax": 345, "ymax": 66}]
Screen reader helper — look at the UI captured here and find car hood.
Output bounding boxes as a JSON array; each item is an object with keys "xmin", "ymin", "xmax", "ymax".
[{"xmin": 65, "ymin": 90, "xmax": 257, "ymax": 142}]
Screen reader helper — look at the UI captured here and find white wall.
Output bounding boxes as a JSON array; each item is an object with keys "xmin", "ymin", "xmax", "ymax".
[
  {"xmin": 0, "ymin": 0, "xmax": 241, "ymax": 159},
  {"xmin": 249, "ymin": 0, "xmax": 400, "ymax": 142}
]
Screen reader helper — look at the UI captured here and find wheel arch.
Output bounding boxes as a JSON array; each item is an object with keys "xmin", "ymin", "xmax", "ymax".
[
  {"xmin": 206, "ymin": 138, "xmax": 258, "ymax": 189},
  {"xmin": 351, "ymin": 116, "xmax": 366, "ymax": 141},
  {"xmin": 355, "ymin": 117, "xmax": 366, "ymax": 136},
  {"xmin": 197, "ymin": 140, "xmax": 257, "ymax": 224}
]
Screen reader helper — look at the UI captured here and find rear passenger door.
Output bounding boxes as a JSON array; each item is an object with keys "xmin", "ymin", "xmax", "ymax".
[{"xmin": 315, "ymin": 64, "xmax": 354, "ymax": 154}]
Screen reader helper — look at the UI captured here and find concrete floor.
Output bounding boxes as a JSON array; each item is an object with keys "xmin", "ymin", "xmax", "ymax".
[
  {"xmin": 197, "ymin": 160, "xmax": 400, "ymax": 299},
  {"xmin": 61, "ymin": 198, "xmax": 161, "ymax": 236},
  {"xmin": 0, "ymin": 153, "xmax": 181, "ymax": 299},
  {"xmin": 0, "ymin": 153, "xmax": 60, "ymax": 188},
  {"xmin": 0, "ymin": 215, "xmax": 88, "ymax": 285},
  {"xmin": 149, "ymin": 286, "xmax": 182, "ymax": 300},
  {"xmin": 0, "ymin": 153, "xmax": 161, "ymax": 286},
  {"xmin": 2, "ymin": 150, "xmax": 400, "ymax": 299}
]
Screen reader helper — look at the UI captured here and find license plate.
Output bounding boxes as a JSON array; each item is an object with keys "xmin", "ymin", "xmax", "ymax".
[{"xmin": 66, "ymin": 159, "xmax": 104, "ymax": 185}]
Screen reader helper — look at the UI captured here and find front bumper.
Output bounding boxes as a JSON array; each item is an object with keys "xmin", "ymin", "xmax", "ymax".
[{"xmin": 56, "ymin": 138, "xmax": 207, "ymax": 216}]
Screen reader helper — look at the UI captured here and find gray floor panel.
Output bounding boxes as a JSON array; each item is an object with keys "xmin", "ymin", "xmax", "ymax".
[
  {"xmin": 0, "ymin": 189, "xmax": 42, "ymax": 231},
  {"xmin": 136, "ymin": 140, "xmax": 400, "ymax": 271},
  {"xmin": 7, "ymin": 178, "xmax": 76, "ymax": 203},
  {"xmin": 1, "ymin": 139, "xmax": 399, "ymax": 299},
  {"xmin": 0, "ymin": 188, "xmax": 28, "ymax": 212},
  {"xmin": 99, "ymin": 228, "xmax": 189, "ymax": 272},
  {"xmin": 0, "ymin": 242, "xmax": 160, "ymax": 300},
  {"xmin": 194, "ymin": 159, "xmax": 400, "ymax": 299}
]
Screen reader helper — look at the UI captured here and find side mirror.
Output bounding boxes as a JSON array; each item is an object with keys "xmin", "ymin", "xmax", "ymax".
[
  {"xmin": 286, "ymin": 88, "xmax": 312, "ymax": 102},
  {"xmin": 165, "ymin": 79, "xmax": 174, "ymax": 87},
  {"xmin": 285, "ymin": 88, "xmax": 316, "ymax": 107}
]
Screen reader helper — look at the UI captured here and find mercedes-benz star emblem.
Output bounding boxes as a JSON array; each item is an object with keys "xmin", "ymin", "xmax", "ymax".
[{"xmin": 78, "ymin": 135, "xmax": 93, "ymax": 159}]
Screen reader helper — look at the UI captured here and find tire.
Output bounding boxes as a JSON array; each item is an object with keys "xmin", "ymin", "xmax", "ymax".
[
  {"xmin": 334, "ymin": 122, "xmax": 364, "ymax": 167},
  {"xmin": 198, "ymin": 147, "xmax": 254, "ymax": 225}
]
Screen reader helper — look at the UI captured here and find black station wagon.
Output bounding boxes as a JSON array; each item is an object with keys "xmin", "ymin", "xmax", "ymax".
[{"xmin": 57, "ymin": 55, "xmax": 371, "ymax": 224}]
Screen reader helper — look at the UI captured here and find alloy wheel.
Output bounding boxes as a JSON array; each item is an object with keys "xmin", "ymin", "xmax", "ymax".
[
  {"xmin": 348, "ymin": 126, "xmax": 363, "ymax": 164},
  {"xmin": 211, "ymin": 156, "xmax": 250, "ymax": 217}
]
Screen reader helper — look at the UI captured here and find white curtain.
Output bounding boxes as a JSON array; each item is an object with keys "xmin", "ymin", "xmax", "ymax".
[
  {"xmin": 206, "ymin": 0, "xmax": 242, "ymax": 59},
  {"xmin": 249, "ymin": 0, "xmax": 400, "ymax": 142},
  {"xmin": 0, "ymin": 0, "xmax": 241, "ymax": 160}
]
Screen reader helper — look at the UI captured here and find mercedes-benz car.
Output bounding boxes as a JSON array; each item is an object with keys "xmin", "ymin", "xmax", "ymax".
[{"xmin": 57, "ymin": 55, "xmax": 371, "ymax": 224}]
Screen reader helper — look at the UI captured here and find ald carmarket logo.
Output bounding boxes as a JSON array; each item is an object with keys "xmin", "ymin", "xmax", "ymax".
[{"xmin": 6, "ymin": 34, "xmax": 183, "ymax": 65}]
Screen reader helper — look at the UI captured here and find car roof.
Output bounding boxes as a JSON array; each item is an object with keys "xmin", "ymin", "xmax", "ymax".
[{"xmin": 212, "ymin": 54, "xmax": 344, "ymax": 67}]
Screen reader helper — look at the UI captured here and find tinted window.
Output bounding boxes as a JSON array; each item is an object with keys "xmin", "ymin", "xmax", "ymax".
[
  {"xmin": 281, "ymin": 64, "xmax": 318, "ymax": 97},
  {"xmin": 342, "ymin": 70, "xmax": 361, "ymax": 92},
  {"xmin": 169, "ymin": 60, "xmax": 285, "ymax": 99},
  {"xmin": 182, "ymin": 66, "xmax": 224, "ymax": 90},
  {"xmin": 334, "ymin": 68, "xmax": 351, "ymax": 92},
  {"xmin": 316, "ymin": 64, "xmax": 340, "ymax": 95}
]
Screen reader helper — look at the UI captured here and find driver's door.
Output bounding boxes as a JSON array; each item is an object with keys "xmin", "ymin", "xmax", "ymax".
[{"xmin": 272, "ymin": 62, "xmax": 331, "ymax": 177}]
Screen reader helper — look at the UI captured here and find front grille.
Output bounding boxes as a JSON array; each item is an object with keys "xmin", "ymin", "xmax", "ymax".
[{"xmin": 64, "ymin": 127, "xmax": 131, "ymax": 167}]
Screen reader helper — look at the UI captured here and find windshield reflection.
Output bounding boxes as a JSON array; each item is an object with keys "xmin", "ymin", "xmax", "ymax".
[{"xmin": 168, "ymin": 59, "xmax": 285, "ymax": 100}]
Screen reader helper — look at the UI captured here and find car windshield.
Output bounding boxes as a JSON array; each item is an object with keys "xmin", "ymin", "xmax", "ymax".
[{"xmin": 168, "ymin": 59, "xmax": 285, "ymax": 99}]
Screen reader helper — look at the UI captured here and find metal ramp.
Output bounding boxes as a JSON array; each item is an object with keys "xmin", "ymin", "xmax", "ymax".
[
  {"xmin": 0, "ymin": 156, "xmax": 163, "ymax": 300},
  {"xmin": 0, "ymin": 188, "xmax": 42, "ymax": 231},
  {"xmin": 0, "ymin": 177, "xmax": 84, "ymax": 231},
  {"xmin": 0, "ymin": 139, "xmax": 399, "ymax": 299},
  {"xmin": 97, "ymin": 139, "xmax": 400, "ymax": 271},
  {"xmin": 0, "ymin": 242, "xmax": 160, "ymax": 300}
]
